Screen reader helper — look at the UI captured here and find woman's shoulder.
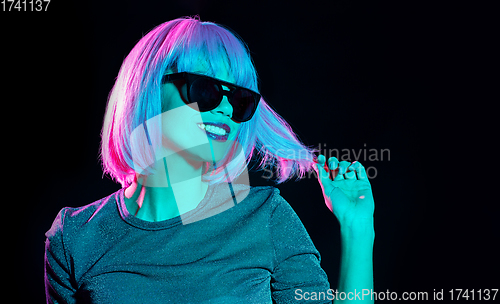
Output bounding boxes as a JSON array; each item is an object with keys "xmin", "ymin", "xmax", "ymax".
[
  {"xmin": 217, "ymin": 182, "xmax": 281, "ymax": 203},
  {"xmin": 246, "ymin": 185, "xmax": 284, "ymax": 205},
  {"xmin": 45, "ymin": 189, "xmax": 123, "ymax": 239},
  {"xmin": 223, "ymin": 183, "xmax": 289, "ymax": 216}
]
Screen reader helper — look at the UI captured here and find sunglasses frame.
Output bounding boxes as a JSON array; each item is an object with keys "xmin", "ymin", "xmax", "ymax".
[{"xmin": 161, "ymin": 72, "xmax": 261, "ymax": 123}]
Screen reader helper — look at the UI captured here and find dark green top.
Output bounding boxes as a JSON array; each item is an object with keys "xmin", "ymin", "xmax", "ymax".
[{"xmin": 44, "ymin": 183, "xmax": 330, "ymax": 303}]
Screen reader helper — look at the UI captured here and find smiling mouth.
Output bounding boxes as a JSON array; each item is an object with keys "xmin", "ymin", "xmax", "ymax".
[{"xmin": 197, "ymin": 122, "xmax": 230, "ymax": 141}]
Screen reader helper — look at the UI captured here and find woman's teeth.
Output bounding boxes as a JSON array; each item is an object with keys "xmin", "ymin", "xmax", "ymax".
[{"xmin": 197, "ymin": 123, "xmax": 227, "ymax": 136}]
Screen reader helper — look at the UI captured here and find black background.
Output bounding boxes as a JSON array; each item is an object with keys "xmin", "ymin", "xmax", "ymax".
[{"xmin": 2, "ymin": 0, "xmax": 497, "ymax": 303}]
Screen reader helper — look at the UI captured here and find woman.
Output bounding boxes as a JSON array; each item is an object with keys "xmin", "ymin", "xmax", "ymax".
[{"xmin": 45, "ymin": 16, "xmax": 375, "ymax": 303}]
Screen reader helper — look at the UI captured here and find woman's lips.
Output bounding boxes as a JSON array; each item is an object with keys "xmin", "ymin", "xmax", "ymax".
[{"xmin": 196, "ymin": 122, "xmax": 231, "ymax": 142}]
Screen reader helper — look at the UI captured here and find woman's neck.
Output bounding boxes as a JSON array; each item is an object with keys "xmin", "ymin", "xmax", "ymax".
[{"xmin": 124, "ymin": 153, "xmax": 209, "ymax": 222}]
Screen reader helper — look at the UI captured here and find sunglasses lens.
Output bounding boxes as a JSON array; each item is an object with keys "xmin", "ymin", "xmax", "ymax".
[
  {"xmin": 177, "ymin": 74, "xmax": 258, "ymax": 122},
  {"xmin": 231, "ymin": 89, "xmax": 256, "ymax": 122},
  {"xmin": 189, "ymin": 78, "xmax": 220, "ymax": 111}
]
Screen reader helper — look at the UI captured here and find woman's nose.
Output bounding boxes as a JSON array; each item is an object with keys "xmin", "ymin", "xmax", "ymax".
[{"xmin": 210, "ymin": 88, "xmax": 233, "ymax": 119}]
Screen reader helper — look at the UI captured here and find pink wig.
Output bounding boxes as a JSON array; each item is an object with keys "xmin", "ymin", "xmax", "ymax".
[{"xmin": 100, "ymin": 16, "xmax": 316, "ymax": 188}]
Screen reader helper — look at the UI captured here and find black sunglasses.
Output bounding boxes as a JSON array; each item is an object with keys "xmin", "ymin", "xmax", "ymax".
[{"xmin": 161, "ymin": 72, "xmax": 261, "ymax": 123}]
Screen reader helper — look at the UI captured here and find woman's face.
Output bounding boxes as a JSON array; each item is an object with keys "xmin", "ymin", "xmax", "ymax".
[{"xmin": 160, "ymin": 64, "xmax": 242, "ymax": 164}]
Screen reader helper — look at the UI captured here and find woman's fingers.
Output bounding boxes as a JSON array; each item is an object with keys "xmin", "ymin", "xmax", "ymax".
[
  {"xmin": 327, "ymin": 157, "xmax": 338, "ymax": 180},
  {"xmin": 335, "ymin": 161, "xmax": 350, "ymax": 181},
  {"xmin": 318, "ymin": 156, "xmax": 369, "ymax": 182},
  {"xmin": 315, "ymin": 154, "xmax": 330, "ymax": 181},
  {"xmin": 328, "ymin": 157, "xmax": 338, "ymax": 171},
  {"xmin": 356, "ymin": 163, "xmax": 368, "ymax": 181},
  {"xmin": 345, "ymin": 161, "xmax": 359, "ymax": 180}
]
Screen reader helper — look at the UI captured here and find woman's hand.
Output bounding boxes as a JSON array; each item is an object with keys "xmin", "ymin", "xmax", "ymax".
[
  {"xmin": 315, "ymin": 155, "xmax": 375, "ymax": 303},
  {"xmin": 315, "ymin": 154, "xmax": 375, "ymax": 228}
]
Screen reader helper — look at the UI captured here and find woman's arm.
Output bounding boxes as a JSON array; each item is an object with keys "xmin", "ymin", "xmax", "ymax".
[
  {"xmin": 337, "ymin": 218, "xmax": 375, "ymax": 303},
  {"xmin": 315, "ymin": 155, "xmax": 375, "ymax": 303},
  {"xmin": 45, "ymin": 208, "xmax": 77, "ymax": 304}
]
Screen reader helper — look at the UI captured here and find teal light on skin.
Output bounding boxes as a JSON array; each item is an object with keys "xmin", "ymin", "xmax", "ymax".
[
  {"xmin": 315, "ymin": 154, "xmax": 375, "ymax": 303},
  {"xmin": 315, "ymin": 156, "xmax": 374, "ymax": 225},
  {"xmin": 124, "ymin": 61, "xmax": 243, "ymax": 222}
]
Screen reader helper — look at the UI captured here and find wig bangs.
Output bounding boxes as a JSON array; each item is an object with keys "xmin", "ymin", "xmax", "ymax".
[{"xmin": 170, "ymin": 22, "xmax": 258, "ymax": 93}]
